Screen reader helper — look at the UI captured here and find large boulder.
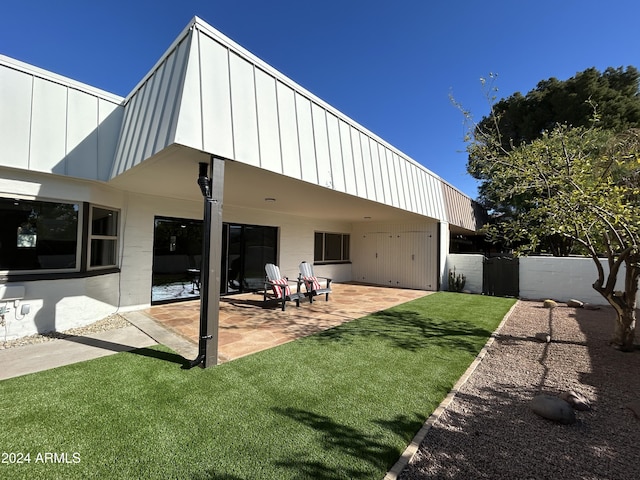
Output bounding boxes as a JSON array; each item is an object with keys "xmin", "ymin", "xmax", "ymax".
[
  {"xmin": 530, "ymin": 394, "xmax": 576, "ymax": 424},
  {"xmin": 543, "ymin": 299, "xmax": 558, "ymax": 309},
  {"xmin": 567, "ymin": 299, "xmax": 584, "ymax": 308}
]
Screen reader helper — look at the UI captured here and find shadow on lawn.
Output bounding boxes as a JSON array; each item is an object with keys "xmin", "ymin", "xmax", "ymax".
[
  {"xmin": 308, "ymin": 310, "xmax": 493, "ymax": 354},
  {"xmin": 43, "ymin": 332, "xmax": 189, "ymax": 366},
  {"xmin": 271, "ymin": 407, "xmax": 423, "ymax": 479}
]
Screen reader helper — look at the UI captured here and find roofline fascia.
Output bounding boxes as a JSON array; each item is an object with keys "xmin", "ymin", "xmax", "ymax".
[{"xmin": 0, "ymin": 53, "xmax": 124, "ymax": 105}]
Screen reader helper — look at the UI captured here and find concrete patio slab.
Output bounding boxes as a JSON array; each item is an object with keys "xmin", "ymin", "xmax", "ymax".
[
  {"xmin": 0, "ymin": 326, "xmax": 157, "ymax": 380},
  {"xmin": 145, "ymin": 283, "xmax": 432, "ymax": 363}
]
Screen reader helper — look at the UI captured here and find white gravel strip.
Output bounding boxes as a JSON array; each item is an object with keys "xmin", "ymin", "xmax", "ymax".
[
  {"xmin": 0, "ymin": 314, "xmax": 131, "ymax": 350},
  {"xmin": 398, "ymin": 300, "xmax": 640, "ymax": 480}
]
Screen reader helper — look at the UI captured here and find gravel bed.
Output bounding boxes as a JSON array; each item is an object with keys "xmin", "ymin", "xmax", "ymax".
[
  {"xmin": 400, "ymin": 300, "xmax": 640, "ymax": 480},
  {"xmin": 0, "ymin": 314, "xmax": 131, "ymax": 350}
]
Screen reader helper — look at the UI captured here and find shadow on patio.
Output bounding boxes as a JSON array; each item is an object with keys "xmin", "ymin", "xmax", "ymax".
[{"xmin": 145, "ymin": 283, "xmax": 431, "ymax": 363}]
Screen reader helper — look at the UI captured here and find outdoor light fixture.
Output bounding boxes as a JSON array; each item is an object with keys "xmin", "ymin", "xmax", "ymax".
[
  {"xmin": 264, "ymin": 197, "xmax": 276, "ymax": 202},
  {"xmin": 198, "ymin": 162, "xmax": 211, "ymax": 197}
]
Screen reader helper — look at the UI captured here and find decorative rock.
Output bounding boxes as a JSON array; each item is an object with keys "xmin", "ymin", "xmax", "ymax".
[
  {"xmin": 530, "ymin": 394, "xmax": 576, "ymax": 424},
  {"xmin": 543, "ymin": 299, "xmax": 558, "ymax": 309},
  {"xmin": 560, "ymin": 390, "xmax": 591, "ymax": 411},
  {"xmin": 567, "ymin": 299, "xmax": 584, "ymax": 308},
  {"xmin": 583, "ymin": 303, "xmax": 601, "ymax": 310},
  {"xmin": 535, "ymin": 332, "xmax": 551, "ymax": 343}
]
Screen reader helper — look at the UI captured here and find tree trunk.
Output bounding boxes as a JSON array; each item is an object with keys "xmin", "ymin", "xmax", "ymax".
[{"xmin": 610, "ymin": 305, "xmax": 636, "ymax": 352}]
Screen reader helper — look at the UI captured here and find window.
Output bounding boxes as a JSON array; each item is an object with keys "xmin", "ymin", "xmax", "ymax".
[
  {"xmin": 0, "ymin": 198, "xmax": 120, "ymax": 275},
  {"xmin": 0, "ymin": 198, "xmax": 80, "ymax": 271},
  {"xmin": 89, "ymin": 206, "xmax": 119, "ymax": 268},
  {"xmin": 314, "ymin": 232, "xmax": 350, "ymax": 263}
]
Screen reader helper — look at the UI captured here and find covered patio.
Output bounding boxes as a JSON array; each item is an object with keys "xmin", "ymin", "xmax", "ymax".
[{"xmin": 144, "ymin": 283, "xmax": 430, "ymax": 363}]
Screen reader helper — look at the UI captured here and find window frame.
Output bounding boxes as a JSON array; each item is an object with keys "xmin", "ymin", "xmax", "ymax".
[
  {"xmin": 87, "ymin": 205, "xmax": 120, "ymax": 270},
  {"xmin": 0, "ymin": 195, "xmax": 82, "ymax": 275},
  {"xmin": 313, "ymin": 231, "xmax": 351, "ymax": 264},
  {"xmin": 0, "ymin": 196, "xmax": 121, "ymax": 278}
]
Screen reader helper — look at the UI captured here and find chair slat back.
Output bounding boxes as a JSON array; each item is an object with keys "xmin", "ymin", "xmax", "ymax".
[
  {"xmin": 299, "ymin": 261, "xmax": 313, "ymax": 278},
  {"xmin": 265, "ymin": 263, "xmax": 282, "ymax": 281}
]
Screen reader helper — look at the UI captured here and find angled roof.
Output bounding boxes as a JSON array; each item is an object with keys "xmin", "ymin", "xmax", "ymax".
[{"xmin": 0, "ymin": 17, "xmax": 484, "ymax": 230}]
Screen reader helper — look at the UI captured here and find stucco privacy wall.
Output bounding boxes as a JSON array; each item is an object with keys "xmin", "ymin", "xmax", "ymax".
[
  {"xmin": 446, "ymin": 254, "xmax": 640, "ymax": 305},
  {"xmin": 113, "ymin": 18, "xmax": 462, "ymax": 226},
  {"xmin": 519, "ymin": 256, "xmax": 640, "ymax": 305},
  {"xmin": 445, "ymin": 253, "xmax": 483, "ymax": 294},
  {"xmin": 0, "ymin": 55, "xmax": 124, "ymax": 181}
]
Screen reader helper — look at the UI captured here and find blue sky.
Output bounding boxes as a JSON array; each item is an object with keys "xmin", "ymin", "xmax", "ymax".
[{"xmin": 1, "ymin": 0, "xmax": 639, "ymax": 198}]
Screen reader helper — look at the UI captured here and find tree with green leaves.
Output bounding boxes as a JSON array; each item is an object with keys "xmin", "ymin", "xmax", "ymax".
[
  {"xmin": 468, "ymin": 67, "xmax": 640, "ymax": 256},
  {"xmin": 466, "ymin": 104, "xmax": 639, "ymax": 349}
]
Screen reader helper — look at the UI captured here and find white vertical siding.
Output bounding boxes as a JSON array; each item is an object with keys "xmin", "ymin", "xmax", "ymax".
[
  {"xmin": 350, "ymin": 127, "xmax": 366, "ymax": 197},
  {"xmin": 312, "ymin": 103, "xmax": 332, "ymax": 188},
  {"xmin": 276, "ymin": 81, "xmax": 302, "ymax": 178},
  {"xmin": 255, "ymin": 68, "xmax": 282, "ymax": 173},
  {"xmin": 168, "ymin": 36, "xmax": 201, "ymax": 151},
  {"xmin": 165, "ymin": 20, "xmax": 474, "ymax": 226},
  {"xmin": 0, "ymin": 66, "xmax": 32, "ymax": 169},
  {"xmin": 339, "ymin": 120, "xmax": 357, "ymax": 196},
  {"xmin": 389, "ymin": 153, "xmax": 404, "ymax": 210},
  {"xmin": 230, "ymin": 53, "xmax": 260, "ymax": 167},
  {"xmin": 66, "ymin": 89, "xmax": 98, "ymax": 179},
  {"xmin": 360, "ymin": 133, "xmax": 375, "ymax": 200},
  {"xmin": 383, "ymin": 149, "xmax": 397, "ymax": 208},
  {"xmin": 98, "ymin": 99, "xmax": 124, "ymax": 181},
  {"xmin": 352, "ymin": 222, "xmax": 438, "ymax": 290},
  {"xmin": 0, "ymin": 57, "xmax": 123, "ymax": 181},
  {"xmin": 295, "ymin": 94, "xmax": 317, "ymax": 183},
  {"xmin": 30, "ymin": 78, "xmax": 67, "ymax": 173},
  {"xmin": 326, "ymin": 113, "xmax": 345, "ymax": 192},
  {"xmin": 200, "ymin": 34, "xmax": 234, "ymax": 159},
  {"xmin": 112, "ymin": 35, "xmax": 190, "ymax": 177}
]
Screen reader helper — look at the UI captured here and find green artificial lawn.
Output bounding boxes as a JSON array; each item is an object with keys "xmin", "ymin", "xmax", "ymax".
[{"xmin": 0, "ymin": 292, "xmax": 515, "ymax": 480}]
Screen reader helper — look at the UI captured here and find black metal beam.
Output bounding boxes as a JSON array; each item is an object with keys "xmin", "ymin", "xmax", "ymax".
[{"xmin": 189, "ymin": 155, "xmax": 224, "ymax": 369}]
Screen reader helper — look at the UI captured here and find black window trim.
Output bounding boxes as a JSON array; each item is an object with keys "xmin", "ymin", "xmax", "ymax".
[
  {"xmin": 0, "ymin": 196, "xmax": 120, "ymax": 282},
  {"xmin": 314, "ymin": 231, "xmax": 350, "ymax": 263}
]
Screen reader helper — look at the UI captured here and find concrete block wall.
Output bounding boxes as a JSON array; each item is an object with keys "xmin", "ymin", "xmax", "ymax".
[
  {"xmin": 447, "ymin": 253, "xmax": 640, "ymax": 306},
  {"xmin": 519, "ymin": 256, "xmax": 639, "ymax": 305},
  {"xmin": 445, "ymin": 254, "xmax": 483, "ymax": 294}
]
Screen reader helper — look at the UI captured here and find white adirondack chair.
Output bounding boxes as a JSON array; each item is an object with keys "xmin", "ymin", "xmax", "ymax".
[
  {"xmin": 298, "ymin": 261, "xmax": 332, "ymax": 303},
  {"xmin": 263, "ymin": 263, "xmax": 304, "ymax": 311}
]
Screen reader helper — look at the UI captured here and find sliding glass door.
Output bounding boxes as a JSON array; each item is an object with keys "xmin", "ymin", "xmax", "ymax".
[
  {"xmin": 152, "ymin": 217, "xmax": 277, "ymax": 303},
  {"xmin": 221, "ymin": 224, "xmax": 278, "ymax": 294}
]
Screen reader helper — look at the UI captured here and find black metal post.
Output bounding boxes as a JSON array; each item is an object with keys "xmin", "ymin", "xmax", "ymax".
[{"xmin": 188, "ymin": 156, "xmax": 224, "ymax": 368}]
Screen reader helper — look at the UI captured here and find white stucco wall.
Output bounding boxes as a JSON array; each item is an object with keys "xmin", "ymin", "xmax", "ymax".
[
  {"xmin": 446, "ymin": 254, "xmax": 639, "ymax": 306},
  {"xmin": 519, "ymin": 256, "xmax": 639, "ymax": 305},
  {"xmin": 445, "ymin": 254, "xmax": 483, "ymax": 294},
  {"xmin": 223, "ymin": 205, "xmax": 353, "ymax": 283},
  {"xmin": 1, "ymin": 275, "xmax": 121, "ymax": 340}
]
